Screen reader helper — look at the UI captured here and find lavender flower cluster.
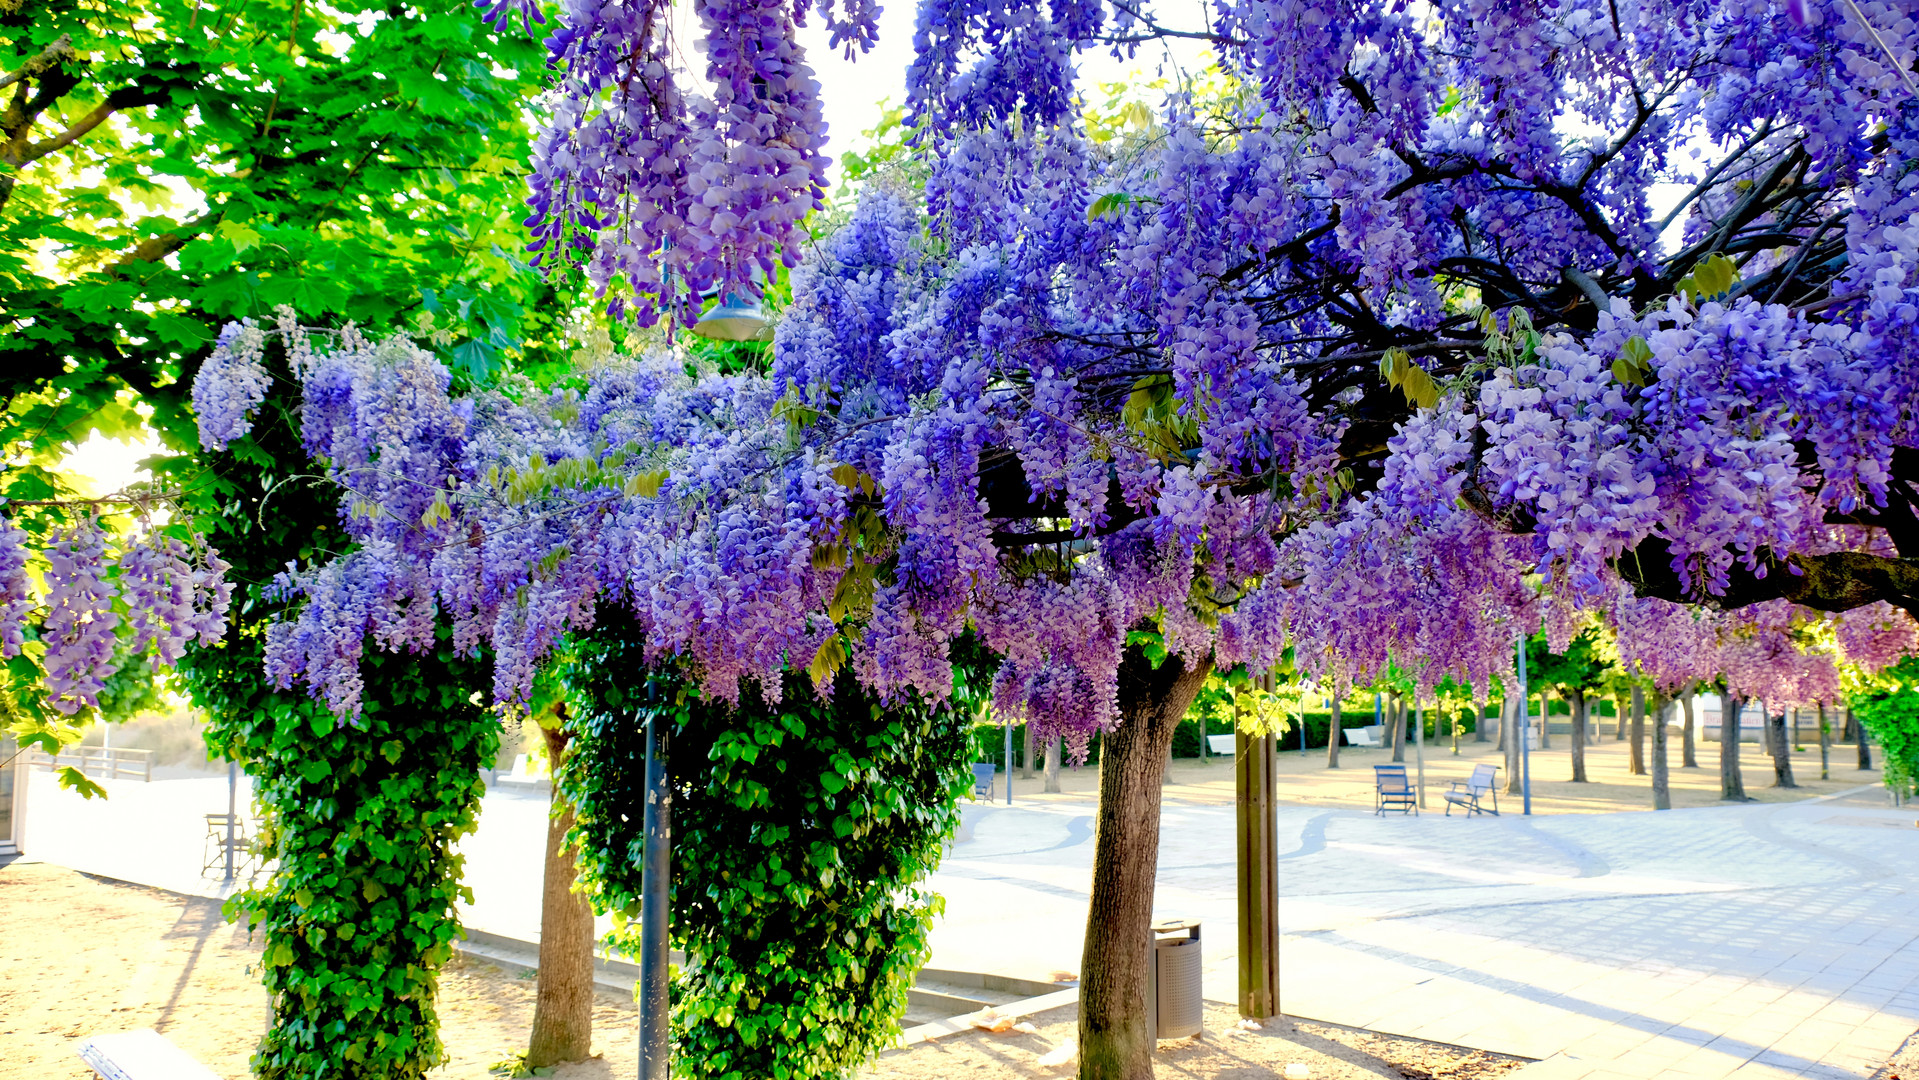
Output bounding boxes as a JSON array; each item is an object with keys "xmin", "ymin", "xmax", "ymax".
[{"xmin": 206, "ymin": 0, "xmax": 1919, "ymax": 739}]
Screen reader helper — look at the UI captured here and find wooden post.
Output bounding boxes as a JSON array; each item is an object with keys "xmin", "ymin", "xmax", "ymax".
[{"xmin": 1236, "ymin": 710, "xmax": 1279, "ymax": 1020}]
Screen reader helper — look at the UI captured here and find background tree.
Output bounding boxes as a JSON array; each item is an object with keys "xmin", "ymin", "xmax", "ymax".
[{"xmin": 1527, "ymin": 631, "xmax": 1610, "ymax": 782}]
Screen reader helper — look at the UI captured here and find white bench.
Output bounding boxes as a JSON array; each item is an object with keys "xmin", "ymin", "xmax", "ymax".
[
  {"xmin": 78, "ymin": 1029, "xmax": 222, "ymax": 1080},
  {"xmin": 1344, "ymin": 725, "xmax": 1386, "ymax": 748},
  {"xmin": 1205, "ymin": 733, "xmax": 1235, "ymax": 755}
]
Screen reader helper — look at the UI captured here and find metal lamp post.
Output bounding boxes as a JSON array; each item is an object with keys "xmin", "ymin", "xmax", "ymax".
[
  {"xmin": 637, "ymin": 704, "xmax": 672, "ymax": 1080},
  {"xmin": 1516, "ymin": 636, "xmax": 1532, "ymax": 816}
]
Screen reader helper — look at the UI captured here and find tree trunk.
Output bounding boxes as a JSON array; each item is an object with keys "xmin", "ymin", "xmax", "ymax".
[
  {"xmin": 1815, "ymin": 702, "xmax": 1832, "ymax": 777},
  {"xmin": 1758, "ymin": 700, "xmax": 1773, "ymax": 757},
  {"xmin": 1768, "ymin": 706, "xmax": 1796, "ymax": 788},
  {"xmin": 1855, "ymin": 706, "xmax": 1873, "ymax": 770},
  {"xmin": 1325, "ymin": 696, "xmax": 1341, "ymax": 768},
  {"xmin": 1236, "ymin": 722, "xmax": 1278, "ymax": 1020},
  {"xmin": 1494, "ymin": 695, "xmax": 1507, "ymax": 754},
  {"xmin": 1045, "ymin": 735, "xmax": 1063, "ymax": 793},
  {"xmin": 1721, "ymin": 696, "xmax": 1748, "ymax": 801},
  {"xmin": 1681, "ymin": 691, "xmax": 1698, "ymax": 768},
  {"xmin": 1079, "ymin": 650, "xmax": 1212, "ymax": 1080},
  {"xmin": 1389, "ymin": 693, "xmax": 1407, "ymax": 763},
  {"xmin": 1568, "ymin": 688, "xmax": 1588, "ymax": 782},
  {"xmin": 1614, "ymin": 694, "xmax": 1626, "ymax": 740},
  {"xmin": 1503, "ymin": 696, "xmax": 1523, "ymax": 795},
  {"xmin": 1537, "ymin": 692, "xmax": 1551, "ymax": 749},
  {"xmin": 1650, "ymin": 696, "xmax": 1671, "ymax": 810},
  {"xmin": 1022, "ymin": 721, "xmax": 1036, "ymax": 780},
  {"xmin": 1473, "ymin": 696, "xmax": 1487, "ymax": 743},
  {"xmin": 1791, "ymin": 706, "xmax": 1801, "ymax": 751},
  {"xmin": 526, "ymin": 723, "xmax": 595, "ymax": 1069},
  {"xmin": 1629, "ymin": 686, "xmax": 1646, "ymax": 776}
]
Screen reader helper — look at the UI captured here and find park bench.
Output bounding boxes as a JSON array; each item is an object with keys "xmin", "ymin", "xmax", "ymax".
[
  {"xmin": 1372, "ymin": 764, "xmax": 1417, "ymax": 816},
  {"xmin": 1443, "ymin": 763, "xmax": 1501, "ymax": 817},
  {"xmin": 1206, "ymin": 733, "xmax": 1235, "ymax": 755},
  {"xmin": 971, "ymin": 762, "xmax": 996, "ymax": 800},
  {"xmin": 78, "ymin": 1028, "xmax": 221, "ymax": 1080},
  {"xmin": 1345, "ymin": 725, "xmax": 1386, "ymax": 748}
]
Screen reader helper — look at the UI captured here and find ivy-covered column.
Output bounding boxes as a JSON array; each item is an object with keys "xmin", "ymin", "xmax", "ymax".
[
  {"xmin": 560, "ymin": 616, "xmax": 973, "ymax": 1080},
  {"xmin": 191, "ymin": 644, "xmax": 496, "ymax": 1079}
]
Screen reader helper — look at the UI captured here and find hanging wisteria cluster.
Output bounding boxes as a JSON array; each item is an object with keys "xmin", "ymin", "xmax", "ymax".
[
  {"xmin": 501, "ymin": 0, "xmax": 859, "ymax": 323},
  {"xmin": 186, "ymin": 0, "xmax": 1919, "ymax": 748},
  {"xmin": 0, "ymin": 510, "xmax": 232, "ymax": 717}
]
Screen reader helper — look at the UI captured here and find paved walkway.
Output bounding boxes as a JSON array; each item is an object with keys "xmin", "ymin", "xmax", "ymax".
[
  {"xmin": 18, "ymin": 764, "xmax": 1919, "ymax": 1079},
  {"xmin": 933, "ymin": 784, "xmax": 1919, "ymax": 1080}
]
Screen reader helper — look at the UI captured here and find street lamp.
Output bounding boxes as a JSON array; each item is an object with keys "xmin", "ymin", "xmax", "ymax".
[{"xmin": 690, "ymin": 293, "xmax": 773, "ymax": 342}]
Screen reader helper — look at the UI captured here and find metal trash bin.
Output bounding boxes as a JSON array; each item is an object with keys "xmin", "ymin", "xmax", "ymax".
[{"xmin": 1150, "ymin": 918, "xmax": 1203, "ymax": 1039}]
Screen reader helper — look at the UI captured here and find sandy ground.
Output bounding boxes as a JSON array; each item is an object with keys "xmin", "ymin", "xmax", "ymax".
[
  {"xmin": 1004, "ymin": 730, "xmax": 1884, "ymax": 814},
  {"xmin": 0, "ymin": 859, "xmax": 637, "ymax": 1080},
  {"xmin": 862, "ymin": 1002, "xmax": 1523, "ymax": 1080},
  {"xmin": 3, "ymin": 860, "xmax": 1535, "ymax": 1080}
]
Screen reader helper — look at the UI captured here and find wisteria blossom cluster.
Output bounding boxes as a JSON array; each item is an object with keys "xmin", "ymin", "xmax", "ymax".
[
  {"xmin": 206, "ymin": 0, "xmax": 1919, "ymax": 745},
  {"xmin": 0, "ymin": 513, "xmax": 232, "ymax": 717},
  {"xmin": 503, "ymin": 0, "xmax": 850, "ymax": 323}
]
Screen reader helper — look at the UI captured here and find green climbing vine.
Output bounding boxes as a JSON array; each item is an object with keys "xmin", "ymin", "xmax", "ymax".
[
  {"xmin": 558, "ymin": 612, "xmax": 976, "ymax": 1080},
  {"xmin": 1854, "ymin": 656, "xmax": 1919, "ymax": 799}
]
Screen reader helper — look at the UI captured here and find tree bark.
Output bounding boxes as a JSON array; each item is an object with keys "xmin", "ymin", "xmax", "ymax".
[
  {"xmin": 1473, "ymin": 696, "xmax": 1487, "ymax": 743},
  {"xmin": 526, "ymin": 723, "xmax": 595, "ymax": 1069},
  {"xmin": 1681, "ymin": 691, "xmax": 1698, "ymax": 768},
  {"xmin": 1721, "ymin": 696, "xmax": 1749, "ymax": 801},
  {"xmin": 1236, "ymin": 722, "xmax": 1278, "ymax": 1020},
  {"xmin": 1650, "ymin": 696, "xmax": 1671, "ymax": 810},
  {"xmin": 1022, "ymin": 721, "xmax": 1036, "ymax": 780},
  {"xmin": 1494, "ymin": 695, "xmax": 1507, "ymax": 753},
  {"xmin": 1768, "ymin": 706, "xmax": 1796, "ymax": 788},
  {"xmin": 1503, "ymin": 696, "xmax": 1523, "ymax": 795},
  {"xmin": 1568, "ymin": 688, "xmax": 1588, "ymax": 782},
  {"xmin": 1538, "ymin": 692, "xmax": 1551, "ymax": 750},
  {"xmin": 1629, "ymin": 686, "xmax": 1646, "ymax": 776},
  {"xmin": 1045, "ymin": 735, "xmax": 1063, "ymax": 793},
  {"xmin": 1325, "ymin": 696, "xmax": 1342, "ymax": 768},
  {"xmin": 1818, "ymin": 703, "xmax": 1832, "ymax": 781},
  {"xmin": 1614, "ymin": 694, "xmax": 1627, "ymax": 740},
  {"xmin": 1079, "ymin": 650, "xmax": 1212, "ymax": 1080},
  {"xmin": 1389, "ymin": 693, "xmax": 1407, "ymax": 763},
  {"xmin": 1855, "ymin": 706, "xmax": 1873, "ymax": 770}
]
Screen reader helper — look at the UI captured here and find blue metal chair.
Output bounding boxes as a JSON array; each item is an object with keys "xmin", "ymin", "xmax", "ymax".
[
  {"xmin": 1443, "ymin": 763, "xmax": 1501, "ymax": 816},
  {"xmin": 1373, "ymin": 764, "xmax": 1417, "ymax": 816},
  {"xmin": 971, "ymin": 762, "xmax": 996, "ymax": 800}
]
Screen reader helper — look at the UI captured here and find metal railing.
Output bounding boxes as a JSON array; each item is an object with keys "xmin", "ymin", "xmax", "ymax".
[{"xmin": 26, "ymin": 745, "xmax": 155, "ymax": 782}]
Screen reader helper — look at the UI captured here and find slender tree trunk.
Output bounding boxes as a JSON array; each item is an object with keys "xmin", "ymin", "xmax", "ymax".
[
  {"xmin": 1389, "ymin": 693, "xmax": 1406, "ymax": 763},
  {"xmin": 1650, "ymin": 696, "xmax": 1672, "ymax": 809},
  {"xmin": 1629, "ymin": 686, "xmax": 1646, "ymax": 776},
  {"xmin": 526, "ymin": 723, "xmax": 595, "ymax": 1069},
  {"xmin": 1855, "ymin": 706, "xmax": 1872, "ymax": 770},
  {"xmin": 1503, "ymin": 696, "xmax": 1523, "ymax": 795},
  {"xmin": 1325, "ymin": 696, "xmax": 1342, "ymax": 768},
  {"xmin": 1818, "ymin": 704, "xmax": 1831, "ymax": 781},
  {"xmin": 1079, "ymin": 650, "xmax": 1212, "ymax": 1080},
  {"xmin": 1791, "ymin": 706, "xmax": 1801, "ymax": 751},
  {"xmin": 1767, "ymin": 706, "xmax": 1796, "ymax": 788},
  {"xmin": 1614, "ymin": 694, "xmax": 1626, "ymax": 740},
  {"xmin": 1568, "ymin": 688, "xmax": 1588, "ymax": 782},
  {"xmin": 1045, "ymin": 735, "xmax": 1063, "ymax": 793},
  {"xmin": 1022, "ymin": 721, "xmax": 1036, "ymax": 780},
  {"xmin": 1722, "ymin": 695, "xmax": 1748, "ymax": 801},
  {"xmin": 1759, "ymin": 700, "xmax": 1774, "ymax": 757},
  {"xmin": 1538, "ymin": 692, "xmax": 1551, "ymax": 749},
  {"xmin": 1681, "ymin": 691, "xmax": 1698, "ymax": 768},
  {"xmin": 1473, "ymin": 695, "xmax": 1487, "ymax": 743},
  {"xmin": 1495, "ymin": 696, "xmax": 1507, "ymax": 753}
]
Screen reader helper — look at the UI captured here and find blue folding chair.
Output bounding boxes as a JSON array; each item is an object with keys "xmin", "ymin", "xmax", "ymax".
[{"xmin": 1373, "ymin": 764, "xmax": 1417, "ymax": 816}]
